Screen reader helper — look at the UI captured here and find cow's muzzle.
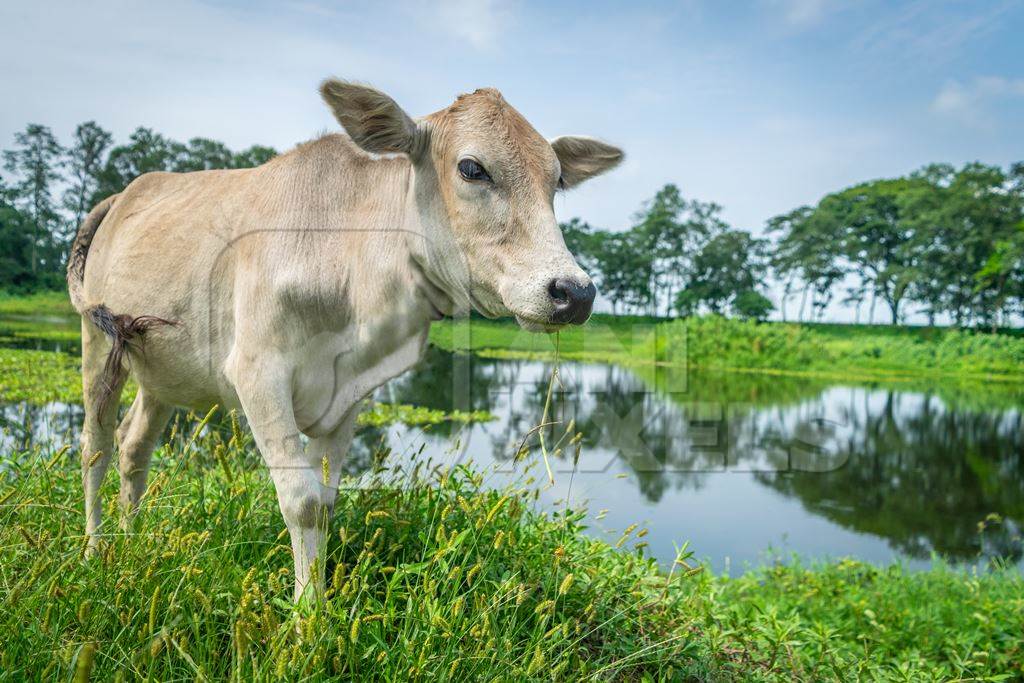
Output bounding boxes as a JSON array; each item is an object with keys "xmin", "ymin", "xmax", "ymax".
[{"xmin": 547, "ymin": 278, "xmax": 596, "ymax": 325}]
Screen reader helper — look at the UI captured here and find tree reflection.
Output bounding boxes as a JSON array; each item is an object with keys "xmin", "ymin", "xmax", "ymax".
[
  {"xmin": 755, "ymin": 391, "xmax": 1024, "ymax": 562},
  {"xmin": 382, "ymin": 351, "xmax": 1024, "ymax": 564}
]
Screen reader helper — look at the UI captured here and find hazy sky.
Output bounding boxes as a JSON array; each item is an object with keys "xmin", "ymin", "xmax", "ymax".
[{"xmin": 2, "ymin": 0, "xmax": 1023, "ymax": 317}]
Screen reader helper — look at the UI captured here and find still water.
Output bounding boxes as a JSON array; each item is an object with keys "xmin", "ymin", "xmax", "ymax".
[{"xmin": 3, "ymin": 337, "xmax": 1022, "ymax": 572}]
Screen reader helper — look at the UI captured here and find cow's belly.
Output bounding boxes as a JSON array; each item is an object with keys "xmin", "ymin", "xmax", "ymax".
[
  {"xmin": 290, "ymin": 327, "xmax": 427, "ymax": 438},
  {"xmin": 129, "ymin": 325, "xmax": 239, "ymax": 412}
]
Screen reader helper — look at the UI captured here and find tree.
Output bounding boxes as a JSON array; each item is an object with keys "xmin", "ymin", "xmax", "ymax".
[
  {"xmin": 768, "ymin": 206, "xmax": 845, "ymax": 322},
  {"xmin": 1, "ymin": 120, "xmax": 284, "ymax": 294},
  {"xmin": 733, "ymin": 290, "xmax": 774, "ymax": 320},
  {"xmin": 2, "ymin": 124, "xmax": 64, "ymax": 275},
  {"xmin": 975, "ymin": 221, "xmax": 1024, "ymax": 329},
  {"xmin": 175, "ymin": 139, "xmax": 278, "ymax": 172},
  {"xmin": 0, "ymin": 180, "xmax": 49, "ymax": 291},
  {"xmin": 560, "ymin": 217, "xmax": 658, "ymax": 316},
  {"xmin": 176, "ymin": 137, "xmax": 234, "ymax": 172},
  {"xmin": 903, "ymin": 163, "xmax": 1023, "ymax": 326},
  {"xmin": 559, "ymin": 217, "xmax": 599, "ymax": 276},
  {"xmin": 632, "ymin": 184, "xmax": 727, "ymax": 316},
  {"xmin": 590, "ymin": 229, "xmax": 653, "ymax": 315},
  {"xmin": 815, "ymin": 179, "xmax": 921, "ymax": 324},
  {"xmin": 232, "ymin": 145, "xmax": 277, "ymax": 168},
  {"xmin": 632, "ymin": 184, "xmax": 685, "ymax": 315},
  {"xmin": 675, "ymin": 230, "xmax": 772, "ymax": 318},
  {"xmin": 63, "ymin": 121, "xmax": 112, "ymax": 240},
  {"xmin": 93, "ymin": 127, "xmax": 187, "ymax": 203}
]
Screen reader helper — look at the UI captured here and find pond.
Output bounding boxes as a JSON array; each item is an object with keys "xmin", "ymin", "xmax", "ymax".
[
  {"xmin": 363, "ymin": 347, "xmax": 1024, "ymax": 571},
  {"xmin": 2, "ymin": 324, "xmax": 1022, "ymax": 573}
]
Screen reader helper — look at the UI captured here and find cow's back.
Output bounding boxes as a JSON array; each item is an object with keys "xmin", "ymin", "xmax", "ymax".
[
  {"xmin": 84, "ymin": 169, "xmax": 254, "ymax": 307},
  {"xmin": 78, "ymin": 135, "xmax": 416, "ymax": 412}
]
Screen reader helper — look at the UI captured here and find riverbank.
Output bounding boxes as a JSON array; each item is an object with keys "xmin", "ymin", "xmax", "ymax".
[
  {"xmin": 6, "ymin": 320, "xmax": 1024, "ymax": 413},
  {"xmin": 431, "ymin": 313, "xmax": 1024, "ymax": 382},
  {"xmin": 1, "ymin": 428, "xmax": 1020, "ymax": 681}
]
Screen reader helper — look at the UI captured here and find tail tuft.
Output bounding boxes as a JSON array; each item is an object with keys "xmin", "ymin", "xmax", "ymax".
[{"xmin": 85, "ymin": 304, "xmax": 177, "ymax": 413}]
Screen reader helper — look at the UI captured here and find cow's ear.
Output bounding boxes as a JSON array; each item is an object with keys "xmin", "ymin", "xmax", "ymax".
[
  {"xmin": 320, "ymin": 79, "xmax": 417, "ymax": 155},
  {"xmin": 550, "ymin": 136, "xmax": 624, "ymax": 189}
]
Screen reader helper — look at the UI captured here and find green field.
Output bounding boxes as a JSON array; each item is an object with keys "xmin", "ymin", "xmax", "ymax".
[{"xmin": 0, "ymin": 289, "xmax": 76, "ymax": 317}]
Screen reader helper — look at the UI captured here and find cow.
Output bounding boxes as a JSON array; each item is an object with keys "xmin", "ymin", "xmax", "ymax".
[{"xmin": 66, "ymin": 79, "xmax": 623, "ymax": 600}]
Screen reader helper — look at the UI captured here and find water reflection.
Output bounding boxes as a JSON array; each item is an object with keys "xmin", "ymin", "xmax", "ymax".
[
  {"xmin": 2, "ymin": 344, "xmax": 1021, "ymax": 571},
  {"xmin": 380, "ymin": 348, "xmax": 1024, "ymax": 567},
  {"xmin": 755, "ymin": 391, "xmax": 1024, "ymax": 563}
]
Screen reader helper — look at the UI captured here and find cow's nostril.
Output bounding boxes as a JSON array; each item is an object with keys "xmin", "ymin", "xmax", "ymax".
[
  {"xmin": 548, "ymin": 279, "xmax": 569, "ymax": 303},
  {"xmin": 547, "ymin": 278, "xmax": 596, "ymax": 325}
]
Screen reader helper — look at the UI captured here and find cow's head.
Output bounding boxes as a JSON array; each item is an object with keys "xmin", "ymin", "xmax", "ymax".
[{"xmin": 320, "ymin": 79, "xmax": 622, "ymax": 331}]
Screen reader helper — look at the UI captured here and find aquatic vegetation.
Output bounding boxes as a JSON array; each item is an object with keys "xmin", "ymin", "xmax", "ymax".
[
  {"xmin": 355, "ymin": 402, "xmax": 494, "ymax": 427},
  {"xmin": 0, "ymin": 314, "xmax": 81, "ymax": 353},
  {"xmin": 0, "ymin": 347, "xmax": 86, "ymax": 404},
  {"xmin": 1, "ymin": 426, "xmax": 1021, "ymax": 680}
]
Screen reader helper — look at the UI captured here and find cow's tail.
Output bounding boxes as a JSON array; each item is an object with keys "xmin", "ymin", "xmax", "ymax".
[
  {"xmin": 67, "ymin": 194, "xmax": 118, "ymax": 314},
  {"xmin": 67, "ymin": 194, "xmax": 176, "ymax": 413}
]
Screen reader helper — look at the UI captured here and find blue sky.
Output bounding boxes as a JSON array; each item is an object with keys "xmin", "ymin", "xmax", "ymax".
[{"xmin": 2, "ymin": 0, "xmax": 1022, "ymax": 316}]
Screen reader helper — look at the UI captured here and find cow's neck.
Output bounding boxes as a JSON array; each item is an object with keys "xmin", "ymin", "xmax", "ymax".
[{"xmin": 396, "ymin": 162, "xmax": 461, "ymax": 322}]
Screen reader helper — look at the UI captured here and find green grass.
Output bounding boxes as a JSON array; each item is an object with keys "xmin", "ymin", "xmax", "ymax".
[
  {"xmin": 0, "ymin": 318, "xmax": 81, "ymax": 345},
  {"xmin": 2, "ymin": 293, "xmax": 1023, "ymax": 679},
  {"xmin": 0, "ymin": 289, "xmax": 76, "ymax": 317},
  {"xmin": 1, "ymin": 420, "xmax": 1021, "ymax": 681},
  {"xmin": 430, "ymin": 313, "xmax": 1024, "ymax": 382}
]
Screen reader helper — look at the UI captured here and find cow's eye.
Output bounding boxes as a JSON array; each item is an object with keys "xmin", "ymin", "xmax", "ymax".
[
  {"xmin": 458, "ymin": 158, "xmax": 492, "ymax": 183},
  {"xmin": 557, "ymin": 176, "xmax": 566, "ymax": 190}
]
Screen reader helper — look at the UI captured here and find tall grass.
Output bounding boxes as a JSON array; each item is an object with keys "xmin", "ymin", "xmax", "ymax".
[{"xmin": 1, "ymin": 413, "xmax": 1021, "ymax": 681}]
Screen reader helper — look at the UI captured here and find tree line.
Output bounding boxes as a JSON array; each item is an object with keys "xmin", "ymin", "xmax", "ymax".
[
  {"xmin": 2, "ymin": 121, "xmax": 1022, "ymax": 327},
  {"xmin": 1, "ymin": 122, "xmax": 275, "ymax": 291},
  {"xmin": 565, "ymin": 164, "xmax": 1024, "ymax": 326}
]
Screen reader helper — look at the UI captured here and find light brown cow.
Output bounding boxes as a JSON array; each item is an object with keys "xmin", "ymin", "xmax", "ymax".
[{"xmin": 67, "ymin": 79, "xmax": 623, "ymax": 599}]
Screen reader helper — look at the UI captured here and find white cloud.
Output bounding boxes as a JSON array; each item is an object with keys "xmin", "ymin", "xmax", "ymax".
[
  {"xmin": 431, "ymin": 0, "xmax": 516, "ymax": 49},
  {"xmin": 932, "ymin": 76, "xmax": 1024, "ymax": 127},
  {"xmin": 783, "ymin": 0, "xmax": 828, "ymax": 26},
  {"xmin": 767, "ymin": 0, "xmax": 837, "ymax": 28}
]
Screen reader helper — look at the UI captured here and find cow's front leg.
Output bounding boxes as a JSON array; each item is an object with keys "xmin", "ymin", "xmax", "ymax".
[
  {"xmin": 228, "ymin": 356, "xmax": 335, "ymax": 602},
  {"xmin": 306, "ymin": 410, "xmax": 357, "ymax": 520},
  {"xmin": 305, "ymin": 410, "xmax": 357, "ymax": 575}
]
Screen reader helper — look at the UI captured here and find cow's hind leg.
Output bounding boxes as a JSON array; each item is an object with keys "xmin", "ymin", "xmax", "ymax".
[
  {"xmin": 80, "ymin": 321, "xmax": 128, "ymax": 554},
  {"xmin": 116, "ymin": 389, "xmax": 173, "ymax": 528}
]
